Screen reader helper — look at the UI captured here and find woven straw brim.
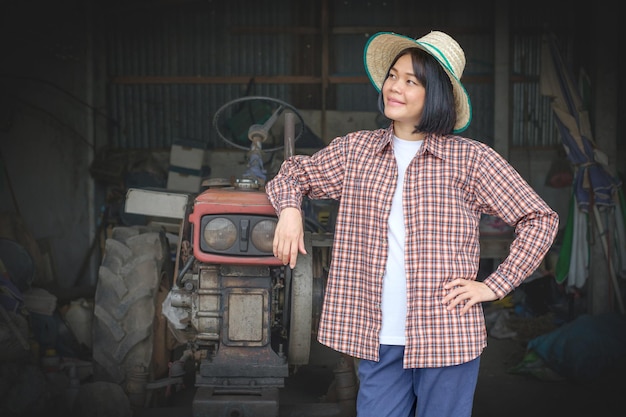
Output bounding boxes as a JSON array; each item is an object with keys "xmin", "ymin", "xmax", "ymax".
[{"xmin": 364, "ymin": 32, "xmax": 472, "ymax": 133}]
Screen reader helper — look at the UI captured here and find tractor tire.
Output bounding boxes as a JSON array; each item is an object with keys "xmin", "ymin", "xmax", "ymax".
[
  {"xmin": 287, "ymin": 231, "xmax": 313, "ymax": 366},
  {"xmin": 92, "ymin": 226, "xmax": 173, "ymax": 401}
]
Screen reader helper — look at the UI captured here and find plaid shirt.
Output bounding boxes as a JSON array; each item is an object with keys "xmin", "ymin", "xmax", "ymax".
[{"xmin": 266, "ymin": 125, "xmax": 558, "ymax": 368}]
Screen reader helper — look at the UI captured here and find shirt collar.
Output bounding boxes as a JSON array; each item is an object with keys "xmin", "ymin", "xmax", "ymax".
[
  {"xmin": 423, "ymin": 133, "xmax": 447, "ymax": 161},
  {"xmin": 378, "ymin": 122, "xmax": 448, "ymax": 161},
  {"xmin": 374, "ymin": 124, "xmax": 394, "ymax": 155}
]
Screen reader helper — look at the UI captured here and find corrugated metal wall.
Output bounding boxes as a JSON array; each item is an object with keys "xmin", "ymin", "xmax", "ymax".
[
  {"xmin": 105, "ymin": 1, "xmax": 295, "ymax": 149},
  {"xmin": 103, "ymin": 0, "xmax": 560, "ymax": 150},
  {"xmin": 511, "ymin": 34, "xmax": 559, "ymax": 148}
]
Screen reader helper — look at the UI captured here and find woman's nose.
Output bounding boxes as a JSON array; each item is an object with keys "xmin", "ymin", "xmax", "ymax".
[{"xmin": 389, "ymin": 80, "xmax": 402, "ymax": 93}]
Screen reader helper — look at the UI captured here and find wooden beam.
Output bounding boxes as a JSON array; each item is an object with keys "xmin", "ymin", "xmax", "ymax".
[
  {"xmin": 230, "ymin": 26, "xmax": 488, "ymax": 36},
  {"xmin": 110, "ymin": 74, "xmax": 502, "ymax": 85},
  {"xmin": 493, "ymin": 1, "xmax": 510, "ymax": 159},
  {"xmin": 110, "ymin": 75, "xmax": 322, "ymax": 84}
]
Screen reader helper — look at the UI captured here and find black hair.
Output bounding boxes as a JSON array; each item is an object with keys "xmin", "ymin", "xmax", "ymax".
[{"xmin": 377, "ymin": 47, "xmax": 456, "ymax": 135}]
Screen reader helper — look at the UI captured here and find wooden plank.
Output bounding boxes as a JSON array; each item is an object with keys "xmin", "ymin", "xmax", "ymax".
[{"xmin": 111, "ymin": 75, "xmax": 499, "ymax": 85}]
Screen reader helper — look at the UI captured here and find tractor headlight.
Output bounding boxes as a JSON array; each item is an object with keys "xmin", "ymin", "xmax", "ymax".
[
  {"xmin": 203, "ymin": 218, "xmax": 237, "ymax": 250},
  {"xmin": 200, "ymin": 215, "xmax": 277, "ymax": 256},
  {"xmin": 251, "ymin": 220, "xmax": 276, "ymax": 252}
]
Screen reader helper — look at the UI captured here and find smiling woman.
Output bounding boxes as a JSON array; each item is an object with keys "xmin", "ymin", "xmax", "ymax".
[{"xmin": 267, "ymin": 29, "xmax": 558, "ymax": 417}]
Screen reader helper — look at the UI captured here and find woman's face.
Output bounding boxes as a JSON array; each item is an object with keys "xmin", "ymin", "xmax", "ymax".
[{"xmin": 382, "ymin": 53, "xmax": 426, "ymax": 129}]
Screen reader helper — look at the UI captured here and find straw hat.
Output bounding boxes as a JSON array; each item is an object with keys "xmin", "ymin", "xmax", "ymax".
[{"xmin": 364, "ymin": 31, "xmax": 472, "ymax": 133}]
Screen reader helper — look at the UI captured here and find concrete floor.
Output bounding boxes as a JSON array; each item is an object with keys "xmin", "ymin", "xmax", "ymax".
[
  {"xmin": 135, "ymin": 333, "xmax": 626, "ymax": 417},
  {"xmin": 474, "ymin": 336, "xmax": 624, "ymax": 417},
  {"xmin": 8, "ymin": 301, "xmax": 622, "ymax": 417},
  {"xmin": 6, "ymin": 275, "xmax": 625, "ymax": 416}
]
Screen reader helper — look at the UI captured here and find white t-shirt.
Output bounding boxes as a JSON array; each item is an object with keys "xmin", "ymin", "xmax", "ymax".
[{"xmin": 379, "ymin": 136, "xmax": 423, "ymax": 345}]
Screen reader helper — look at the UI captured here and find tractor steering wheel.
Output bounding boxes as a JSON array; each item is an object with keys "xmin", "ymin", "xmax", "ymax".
[{"xmin": 212, "ymin": 96, "xmax": 306, "ymax": 152}]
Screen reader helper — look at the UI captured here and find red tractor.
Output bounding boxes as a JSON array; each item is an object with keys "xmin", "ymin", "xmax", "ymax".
[{"xmin": 91, "ymin": 97, "xmax": 355, "ymax": 417}]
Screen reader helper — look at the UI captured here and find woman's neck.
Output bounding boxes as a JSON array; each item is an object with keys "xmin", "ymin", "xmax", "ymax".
[{"xmin": 393, "ymin": 121, "xmax": 425, "ymax": 141}]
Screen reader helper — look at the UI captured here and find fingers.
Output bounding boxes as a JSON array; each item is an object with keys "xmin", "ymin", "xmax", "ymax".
[
  {"xmin": 442, "ymin": 279, "xmax": 496, "ymax": 315},
  {"xmin": 272, "ymin": 237, "xmax": 304, "ymax": 269},
  {"xmin": 289, "ymin": 241, "xmax": 299, "ymax": 269},
  {"xmin": 443, "ymin": 285, "xmax": 475, "ymax": 315},
  {"xmin": 272, "ymin": 208, "xmax": 306, "ymax": 269},
  {"xmin": 284, "ymin": 234, "xmax": 307, "ymax": 269},
  {"xmin": 298, "ymin": 236, "xmax": 308, "ymax": 255},
  {"xmin": 273, "ymin": 235, "xmax": 295, "ymax": 266}
]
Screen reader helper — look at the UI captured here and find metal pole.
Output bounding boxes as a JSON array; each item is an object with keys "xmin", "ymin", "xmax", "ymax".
[
  {"xmin": 284, "ymin": 111, "xmax": 295, "ymax": 159},
  {"xmin": 592, "ymin": 204, "xmax": 625, "ymax": 313}
]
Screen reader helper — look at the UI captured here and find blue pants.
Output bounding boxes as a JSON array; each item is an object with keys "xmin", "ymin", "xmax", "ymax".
[{"xmin": 356, "ymin": 345, "xmax": 480, "ymax": 417}]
